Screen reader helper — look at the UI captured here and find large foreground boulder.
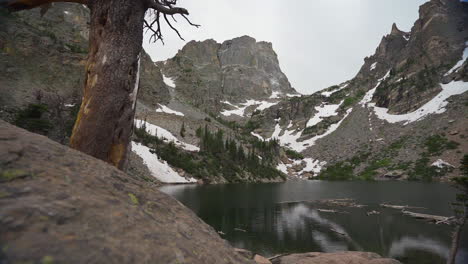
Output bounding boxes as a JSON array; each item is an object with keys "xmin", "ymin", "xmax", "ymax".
[
  {"xmin": 0, "ymin": 121, "xmax": 251, "ymax": 264},
  {"xmin": 272, "ymin": 251, "xmax": 401, "ymax": 264}
]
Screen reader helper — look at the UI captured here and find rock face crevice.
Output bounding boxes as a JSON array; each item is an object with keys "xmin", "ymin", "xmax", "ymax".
[{"xmin": 0, "ymin": 120, "xmax": 253, "ymax": 264}]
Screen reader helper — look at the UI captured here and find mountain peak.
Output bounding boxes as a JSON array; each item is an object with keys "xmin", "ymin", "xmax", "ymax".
[{"xmin": 390, "ymin": 23, "xmax": 404, "ymax": 35}]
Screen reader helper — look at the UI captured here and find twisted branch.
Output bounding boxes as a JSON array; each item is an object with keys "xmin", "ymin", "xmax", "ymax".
[{"xmin": 144, "ymin": 0, "xmax": 200, "ymax": 43}]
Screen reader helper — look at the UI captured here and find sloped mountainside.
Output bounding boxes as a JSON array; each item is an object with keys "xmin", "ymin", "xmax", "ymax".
[
  {"xmin": 250, "ymin": 0, "xmax": 468, "ymax": 181},
  {"xmin": 0, "ymin": 120, "xmax": 253, "ymax": 264}
]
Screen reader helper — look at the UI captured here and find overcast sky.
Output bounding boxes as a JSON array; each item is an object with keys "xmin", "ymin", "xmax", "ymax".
[{"xmin": 143, "ymin": 0, "xmax": 428, "ymax": 94}]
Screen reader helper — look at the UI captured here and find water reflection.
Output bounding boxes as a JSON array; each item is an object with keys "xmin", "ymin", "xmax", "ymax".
[
  {"xmin": 160, "ymin": 181, "xmax": 467, "ymax": 264},
  {"xmin": 388, "ymin": 236, "xmax": 449, "ymax": 259}
]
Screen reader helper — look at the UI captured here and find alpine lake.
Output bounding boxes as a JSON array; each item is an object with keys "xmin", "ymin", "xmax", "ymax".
[{"xmin": 160, "ymin": 180, "xmax": 468, "ymax": 264}]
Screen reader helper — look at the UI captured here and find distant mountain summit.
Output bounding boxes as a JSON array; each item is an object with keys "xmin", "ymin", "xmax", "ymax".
[{"xmin": 158, "ymin": 35, "xmax": 298, "ymax": 117}]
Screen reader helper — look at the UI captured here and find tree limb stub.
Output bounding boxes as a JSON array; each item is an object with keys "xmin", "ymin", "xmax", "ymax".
[{"xmin": 146, "ymin": 0, "xmax": 188, "ymax": 15}]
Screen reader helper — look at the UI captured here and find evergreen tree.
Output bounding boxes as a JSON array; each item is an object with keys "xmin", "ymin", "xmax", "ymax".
[{"xmin": 180, "ymin": 122, "xmax": 186, "ymax": 138}]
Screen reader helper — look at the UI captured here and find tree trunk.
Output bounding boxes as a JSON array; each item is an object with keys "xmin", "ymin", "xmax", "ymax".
[
  {"xmin": 447, "ymin": 208, "xmax": 466, "ymax": 264},
  {"xmin": 70, "ymin": 0, "xmax": 146, "ymax": 169}
]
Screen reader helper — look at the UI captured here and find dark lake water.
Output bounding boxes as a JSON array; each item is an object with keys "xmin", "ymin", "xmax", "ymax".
[{"xmin": 160, "ymin": 180, "xmax": 468, "ymax": 264}]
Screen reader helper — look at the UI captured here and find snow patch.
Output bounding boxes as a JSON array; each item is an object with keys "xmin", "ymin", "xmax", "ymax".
[
  {"xmin": 445, "ymin": 41, "xmax": 468, "ymax": 76},
  {"xmin": 370, "ymin": 62, "xmax": 378, "ymax": 71},
  {"xmin": 221, "ymin": 99, "xmax": 278, "ymax": 117},
  {"xmin": 135, "ymin": 119, "xmax": 199, "ymax": 152},
  {"xmin": 306, "ymin": 101, "xmax": 343, "ymax": 127},
  {"xmin": 370, "ymin": 81, "xmax": 468, "ymax": 125},
  {"xmin": 359, "ymin": 70, "xmax": 391, "ymax": 106},
  {"xmin": 287, "ymin": 93, "xmax": 302, "ymax": 98},
  {"xmin": 431, "ymin": 159, "xmax": 454, "ymax": 168},
  {"xmin": 256, "ymin": 101, "xmax": 278, "ymax": 111},
  {"xmin": 156, "ymin": 104, "xmax": 184, "ymax": 116},
  {"xmin": 270, "ymin": 91, "xmax": 282, "ymax": 99},
  {"xmin": 162, "ymin": 74, "xmax": 176, "ymax": 88},
  {"xmin": 251, "ymin": 132, "xmax": 265, "ymax": 140},
  {"xmin": 299, "ymin": 158, "xmax": 327, "ymax": 175},
  {"xmin": 277, "ymin": 158, "xmax": 327, "ymax": 178},
  {"xmin": 268, "ymin": 109, "xmax": 353, "ymax": 152},
  {"xmin": 321, "ymin": 83, "xmax": 349, "ymax": 97},
  {"xmin": 276, "ymin": 163, "xmax": 289, "ymax": 174},
  {"xmin": 131, "ymin": 142, "xmax": 196, "ymax": 183}
]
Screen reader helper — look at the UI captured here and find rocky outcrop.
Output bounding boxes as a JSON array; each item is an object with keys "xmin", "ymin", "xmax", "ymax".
[
  {"xmin": 271, "ymin": 252, "xmax": 401, "ymax": 264},
  {"xmin": 160, "ymin": 36, "xmax": 297, "ymax": 114},
  {"xmin": 250, "ymin": 0, "xmax": 468, "ymax": 180},
  {"xmin": 0, "ymin": 120, "xmax": 252, "ymax": 264},
  {"xmin": 370, "ymin": 0, "xmax": 468, "ymax": 113}
]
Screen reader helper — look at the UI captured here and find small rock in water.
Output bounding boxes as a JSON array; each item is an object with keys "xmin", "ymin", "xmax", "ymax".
[{"xmin": 366, "ymin": 210, "xmax": 380, "ymax": 216}]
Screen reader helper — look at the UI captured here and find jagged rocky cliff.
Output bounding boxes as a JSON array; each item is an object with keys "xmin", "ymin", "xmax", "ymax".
[
  {"xmin": 158, "ymin": 36, "xmax": 298, "ymax": 118},
  {"xmin": 250, "ymin": 0, "xmax": 468, "ymax": 180}
]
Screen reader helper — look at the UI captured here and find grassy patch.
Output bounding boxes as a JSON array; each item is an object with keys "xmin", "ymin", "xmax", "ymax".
[
  {"xmin": 318, "ymin": 162, "xmax": 354, "ymax": 181},
  {"xmin": 0, "ymin": 169, "xmax": 29, "ymax": 182},
  {"xmin": 342, "ymin": 97, "xmax": 357, "ymax": 108},
  {"xmin": 41, "ymin": 256, "xmax": 54, "ymax": 264},
  {"xmin": 285, "ymin": 149, "xmax": 304, "ymax": 160},
  {"xmin": 128, "ymin": 193, "xmax": 139, "ymax": 205},
  {"xmin": 408, "ymin": 157, "xmax": 438, "ymax": 181},
  {"xmin": 424, "ymin": 135, "xmax": 459, "ymax": 156},
  {"xmin": 358, "ymin": 158, "xmax": 391, "ymax": 180}
]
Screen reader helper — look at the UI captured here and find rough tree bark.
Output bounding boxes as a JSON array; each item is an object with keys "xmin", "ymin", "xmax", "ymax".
[
  {"xmin": 447, "ymin": 207, "xmax": 467, "ymax": 264},
  {"xmin": 69, "ymin": 0, "xmax": 146, "ymax": 169}
]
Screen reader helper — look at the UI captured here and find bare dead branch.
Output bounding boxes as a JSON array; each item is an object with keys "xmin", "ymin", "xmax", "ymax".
[
  {"xmin": 181, "ymin": 14, "xmax": 200, "ymax": 28},
  {"xmin": 146, "ymin": 0, "xmax": 188, "ymax": 15},
  {"xmin": 163, "ymin": 14, "xmax": 184, "ymax": 41},
  {"xmin": 145, "ymin": 0, "xmax": 200, "ymax": 43}
]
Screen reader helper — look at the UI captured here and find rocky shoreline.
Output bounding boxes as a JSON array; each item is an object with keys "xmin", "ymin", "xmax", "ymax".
[{"xmin": 0, "ymin": 121, "xmax": 402, "ymax": 264}]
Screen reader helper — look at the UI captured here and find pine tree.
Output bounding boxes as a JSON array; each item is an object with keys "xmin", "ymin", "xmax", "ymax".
[{"xmin": 180, "ymin": 122, "xmax": 186, "ymax": 138}]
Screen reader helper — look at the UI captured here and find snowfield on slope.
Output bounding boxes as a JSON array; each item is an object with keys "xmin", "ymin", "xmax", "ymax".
[
  {"xmin": 306, "ymin": 101, "xmax": 343, "ymax": 127},
  {"xmin": 156, "ymin": 104, "xmax": 185, "ymax": 116},
  {"xmin": 277, "ymin": 158, "xmax": 327, "ymax": 178},
  {"xmin": 321, "ymin": 83, "xmax": 348, "ymax": 97},
  {"xmin": 132, "ymin": 142, "xmax": 196, "ymax": 183},
  {"xmin": 134, "ymin": 119, "xmax": 199, "ymax": 152},
  {"xmin": 268, "ymin": 108, "xmax": 353, "ymax": 153},
  {"xmin": 362, "ymin": 81, "xmax": 468, "ymax": 125},
  {"xmin": 444, "ymin": 41, "xmax": 468, "ymax": 76},
  {"xmin": 221, "ymin": 99, "xmax": 279, "ymax": 117},
  {"xmin": 162, "ymin": 74, "xmax": 176, "ymax": 88}
]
